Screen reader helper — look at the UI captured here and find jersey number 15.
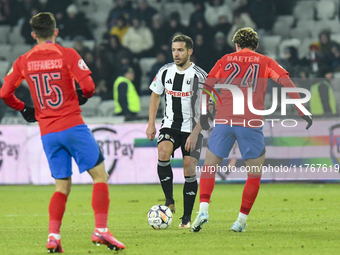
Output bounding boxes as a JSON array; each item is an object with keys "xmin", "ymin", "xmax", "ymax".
[{"xmin": 28, "ymin": 72, "xmax": 63, "ymax": 110}]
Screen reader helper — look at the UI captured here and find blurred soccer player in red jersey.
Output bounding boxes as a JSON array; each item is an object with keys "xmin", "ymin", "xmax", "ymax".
[
  {"xmin": 0, "ymin": 13, "xmax": 125, "ymax": 252},
  {"xmin": 191, "ymin": 27, "xmax": 313, "ymax": 233}
]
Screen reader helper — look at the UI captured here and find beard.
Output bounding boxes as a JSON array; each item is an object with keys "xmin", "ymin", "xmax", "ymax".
[{"xmin": 175, "ymin": 55, "xmax": 189, "ymax": 67}]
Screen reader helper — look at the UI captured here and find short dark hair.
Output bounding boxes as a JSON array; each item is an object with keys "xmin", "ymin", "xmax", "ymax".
[
  {"xmin": 30, "ymin": 12, "xmax": 56, "ymax": 39},
  {"xmin": 172, "ymin": 35, "xmax": 193, "ymax": 50},
  {"xmin": 232, "ymin": 27, "xmax": 258, "ymax": 50}
]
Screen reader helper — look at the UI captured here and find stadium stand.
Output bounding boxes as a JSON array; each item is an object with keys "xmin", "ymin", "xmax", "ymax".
[
  {"xmin": 293, "ymin": 1, "xmax": 315, "ymax": 21},
  {"xmin": 0, "ymin": 0, "xmax": 339, "ymax": 122},
  {"xmin": 98, "ymin": 100, "xmax": 116, "ymax": 117},
  {"xmin": 0, "ymin": 45, "xmax": 12, "ymax": 63},
  {"xmin": 8, "ymin": 25, "xmax": 26, "ymax": 45},
  {"xmin": 0, "ymin": 25, "xmax": 11, "ymax": 44},
  {"xmin": 139, "ymin": 57, "xmax": 157, "ymax": 92},
  {"xmin": 80, "ymin": 95, "xmax": 102, "ymax": 117},
  {"xmin": 316, "ymin": 0, "xmax": 336, "ymax": 19}
]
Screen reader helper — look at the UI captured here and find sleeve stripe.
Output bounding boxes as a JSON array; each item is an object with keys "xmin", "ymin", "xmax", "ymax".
[
  {"xmin": 161, "ymin": 69, "xmax": 168, "ymax": 86},
  {"xmin": 193, "ymin": 66, "xmax": 207, "ymax": 81}
]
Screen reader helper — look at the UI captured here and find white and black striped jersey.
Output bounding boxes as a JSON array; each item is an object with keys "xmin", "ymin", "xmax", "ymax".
[{"xmin": 149, "ymin": 62, "xmax": 207, "ymax": 133}]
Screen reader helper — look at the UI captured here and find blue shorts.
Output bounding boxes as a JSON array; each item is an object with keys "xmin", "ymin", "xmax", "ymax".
[
  {"xmin": 41, "ymin": 124, "xmax": 104, "ymax": 179},
  {"xmin": 208, "ymin": 124, "xmax": 265, "ymax": 160}
]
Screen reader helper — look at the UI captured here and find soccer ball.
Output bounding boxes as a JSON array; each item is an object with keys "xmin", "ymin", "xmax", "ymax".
[{"xmin": 147, "ymin": 205, "xmax": 173, "ymax": 229}]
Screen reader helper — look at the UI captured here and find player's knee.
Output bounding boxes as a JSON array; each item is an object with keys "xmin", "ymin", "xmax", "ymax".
[
  {"xmin": 158, "ymin": 148, "xmax": 171, "ymax": 161},
  {"xmin": 56, "ymin": 186, "xmax": 71, "ymax": 196}
]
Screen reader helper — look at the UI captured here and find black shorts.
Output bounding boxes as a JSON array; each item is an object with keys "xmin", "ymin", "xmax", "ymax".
[{"xmin": 157, "ymin": 128, "xmax": 203, "ymax": 160}]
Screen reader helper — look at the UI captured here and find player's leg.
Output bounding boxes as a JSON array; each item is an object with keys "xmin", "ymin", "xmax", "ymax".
[
  {"xmin": 192, "ymin": 125, "xmax": 235, "ymax": 232},
  {"xmin": 42, "ymin": 132, "xmax": 73, "ymax": 253},
  {"xmin": 87, "ymin": 162, "xmax": 110, "ymax": 232},
  {"xmin": 179, "ymin": 155, "xmax": 198, "ymax": 228},
  {"xmin": 231, "ymin": 126, "xmax": 265, "ymax": 232},
  {"xmin": 178, "ymin": 132, "xmax": 203, "ymax": 228},
  {"xmin": 62, "ymin": 124, "xmax": 124, "ymax": 250},
  {"xmin": 87, "ymin": 163, "xmax": 125, "ymax": 250},
  {"xmin": 157, "ymin": 128, "xmax": 178, "ymax": 213},
  {"xmin": 191, "ymin": 149, "xmax": 223, "ymax": 232}
]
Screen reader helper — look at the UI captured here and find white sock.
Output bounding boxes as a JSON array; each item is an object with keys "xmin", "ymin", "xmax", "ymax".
[
  {"xmin": 97, "ymin": 228, "xmax": 108, "ymax": 232},
  {"xmin": 199, "ymin": 202, "xmax": 209, "ymax": 213},
  {"xmin": 48, "ymin": 233, "xmax": 61, "ymax": 240},
  {"xmin": 237, "ymin": 212, "xmax": 248, "ymax": 223}
]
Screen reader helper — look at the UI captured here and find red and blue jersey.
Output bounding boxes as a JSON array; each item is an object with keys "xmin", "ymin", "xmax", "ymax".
[
  {"xmin": 204, "ymin": 48, "xmax": 303, "ymax": 127},
  {"xmin": 1, "ymin": 43, "xmax": 93, "ymax": 136}
]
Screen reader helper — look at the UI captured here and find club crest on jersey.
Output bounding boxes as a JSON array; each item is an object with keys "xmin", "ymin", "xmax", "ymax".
[
  {"xmin": 7, "ymin": 66, "xmax": 13, "ymax": 75},
  {"xmin": 78, "ymin": 59, "xmax": 89, "ymax": 71},
  {"xmin": 186, "ymin": 80, "xmax": 191, "ymax": 85}
]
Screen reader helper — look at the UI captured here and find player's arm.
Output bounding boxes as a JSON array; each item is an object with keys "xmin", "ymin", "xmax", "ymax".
[
  {"xmin": 0, "ymin": 81, "xmax": 25, "ymax": 111},
  {"xmin": 199, "ymin": 61, "xmax": 221, "ymax": 130},
  {"xmin": 277, "ymin": 74, "xmax": 312, "ymax": 129},
  {"xmin": 0, "ymin": 61, "xmax": 36, "ymax": 123},
  {"xmin": 146, "ymin": 69, "xmax": 165, "ymax": 140},
  {"xmin": 268, "ymin": 60, "xmax": 312, "ymax": 129},
  {"xmin": 201, "ymin": 60, "xmax": 221, "ymax": 109},
  {"xmin": 146, "ymin": 92, "xmax": 161, "ymax": 140},
  {"xmin": 185, "ymin": 113, "xmax": 206, "ymax": 152},
  {"xmin": 77, "ymin": 75, "xmax": 95, "ymax": 105},
  {"xmin": 68, "ymin": 49, "xmax": 94, "ymax": 104}
]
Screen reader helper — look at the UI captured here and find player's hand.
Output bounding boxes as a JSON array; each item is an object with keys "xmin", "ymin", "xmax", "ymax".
[
  {"xmin": 20, "ymin": 104, "xmax": 36, "ymax": 123},
  {"xmin": 146, "ymin": 124, "xmax": 156, "ymax": 140},
  {"xmin": 76, "ymin": 88, "xmax": 88, "ymax": 105},
  {"xmin": 200, "ymin": 110, "xmax": 214, "ymax": 131},
  {"xmin": 200, "ymin": 114, "xmax": 210, "ymax": 130},
  {"xmin": 301, "ymin": 115, "xmax": 313, "ymax": 130},
  {"xmin": 185, "ymin": 133, "xmax": 198, "ymax": 152}
]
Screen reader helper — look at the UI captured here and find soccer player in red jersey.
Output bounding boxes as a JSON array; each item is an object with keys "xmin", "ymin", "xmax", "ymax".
[
  {"xmin": 0, "ymin": 13, "xmax": 125, "ymax": 252},
  {"xmin": 191, "ymin": 27, "xmax": 313, "ymax": 232}
]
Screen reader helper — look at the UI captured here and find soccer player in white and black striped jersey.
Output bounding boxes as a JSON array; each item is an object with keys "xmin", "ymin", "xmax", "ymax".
[{"xmin": 146, "ymin": 35, "xmax": 207, "ymax": 228}]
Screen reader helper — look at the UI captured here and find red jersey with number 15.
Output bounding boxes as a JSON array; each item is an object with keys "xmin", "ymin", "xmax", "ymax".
[
  {"xmin": 205, "ymin": 48, "xmax": 302, "ymax": 127},
  {"xmin": 2, "ymin": 43, "xmax": 92, "ymax": 136}
]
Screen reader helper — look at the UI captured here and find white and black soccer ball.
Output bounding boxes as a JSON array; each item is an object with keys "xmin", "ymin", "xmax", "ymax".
[{"xmin": 147, "ymin": 205, "xmax": 173, "ymax": 229}]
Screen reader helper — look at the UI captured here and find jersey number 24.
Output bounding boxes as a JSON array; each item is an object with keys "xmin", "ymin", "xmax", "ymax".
[{"xmin": 224, "ymin": 62, "xmax": 260, "ymax": 92}]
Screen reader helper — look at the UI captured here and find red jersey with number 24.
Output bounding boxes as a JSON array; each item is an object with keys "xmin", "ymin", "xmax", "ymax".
[
  {"xmin": 205, "ymin": 48, "xmax": 302, "ymax": 127},
  {"xmin": 2, "ymin": 43, "xmax": 92, "ymax": 136}
]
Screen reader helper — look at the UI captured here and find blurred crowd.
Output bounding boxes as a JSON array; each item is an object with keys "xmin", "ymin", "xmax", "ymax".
[{"xmin": 0, "ymin": 0, "xmax": 339, "ymax": 119}]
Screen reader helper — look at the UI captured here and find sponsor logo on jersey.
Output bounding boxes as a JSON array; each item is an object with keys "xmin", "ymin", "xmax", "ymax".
[
  {"xmin": 165, "ymin": 88, "xmax": 193, "ymax": 97},
  {"xmin": 78, "ymin": 59, "xmax": 89, "ymax": 71},
  {"xmin": 157, "ymin": 134, "xmax": 164, "ymax": 142},
  {"xmin": 166, "ymin": 78, "xmax": 172, "ymax": 84}
]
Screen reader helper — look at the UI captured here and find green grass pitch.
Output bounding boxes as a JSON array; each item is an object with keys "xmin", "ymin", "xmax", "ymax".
[{"xmin": 1, "ymin": 183, "xmax": 339, "ymax": 255}]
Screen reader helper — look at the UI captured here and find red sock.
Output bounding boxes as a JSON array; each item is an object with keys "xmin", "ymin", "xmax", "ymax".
[
  {"xmin": 240, "ymin": 174, "xmax": 261, "ymax": 215},
  {"xmin": 49, "ymin": 192, "xmax": 68, "ymax": 234},
  {"xmin": 92, "ymin": 183, "xmax": 110, "ymax": 229},
  {"xmin": 199, "ymin": 165, "xmax": 216, "ymax": 203}
]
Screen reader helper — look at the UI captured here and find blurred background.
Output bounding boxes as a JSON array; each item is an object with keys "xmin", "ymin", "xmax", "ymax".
[{"xmin": 1, "ymin": 0, "xmax": 340, "ymax": 123}]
